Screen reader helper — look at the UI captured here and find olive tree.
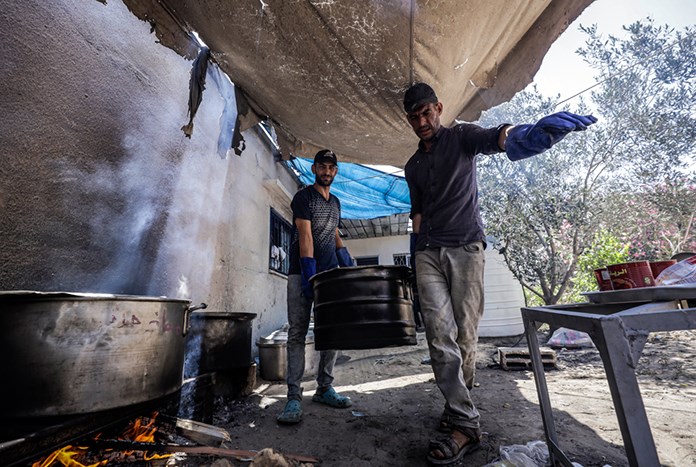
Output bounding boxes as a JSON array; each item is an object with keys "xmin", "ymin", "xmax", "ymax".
[
  {"xmin": 607, "ymin": 175, "xmax": 696, "ymax": 260},
  {"xmin": 476, "ymin": 19, "xmax": 695, "ymax": 305}
]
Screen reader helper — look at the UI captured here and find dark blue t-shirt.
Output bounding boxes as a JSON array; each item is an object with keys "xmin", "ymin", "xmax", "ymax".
[{"xmin": 288, "ymin": 185, "xmax": 341, "ymax": 274}]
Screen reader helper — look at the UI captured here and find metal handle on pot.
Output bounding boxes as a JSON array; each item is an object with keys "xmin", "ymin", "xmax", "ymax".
[{"xmin": 183, "ymin": 302, "xmax": 207, "ymax": 336}]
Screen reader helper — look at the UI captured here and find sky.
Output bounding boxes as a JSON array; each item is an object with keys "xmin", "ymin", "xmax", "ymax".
[{"xmin": 530, "ymin": 0, "xmax": 695, "ymax": 101}]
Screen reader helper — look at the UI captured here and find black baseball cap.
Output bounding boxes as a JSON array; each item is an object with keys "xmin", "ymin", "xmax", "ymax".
[
  {"xmin": 313, "ymin": 149, "xmax": 338, "ymax": 165},
  {"xmin": 403, "ymin": 83, "xmax": 439, "ymax": 113}
]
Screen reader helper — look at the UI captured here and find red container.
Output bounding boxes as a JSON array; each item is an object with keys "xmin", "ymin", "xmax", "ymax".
[
  {"xmin": 650, "ymin": 260, "xmax": 677, "ymax": 280},
  {"xmin": 607, "ymin": 261, "xmax": 655, "ymax": 289},
  {"xmin": 593, "ymin": 268, "xmax": 613, "ymax": 291}
]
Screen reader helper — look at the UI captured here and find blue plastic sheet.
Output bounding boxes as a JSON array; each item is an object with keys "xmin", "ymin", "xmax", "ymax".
[{"xmin": 285, "ymin": 158, "xmax": 411, "ymax": 220}]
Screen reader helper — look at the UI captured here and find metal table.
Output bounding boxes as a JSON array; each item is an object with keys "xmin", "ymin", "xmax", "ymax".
[{"xmin": 521, "ymin": 286, "xmax": 696, "ymax": 467}]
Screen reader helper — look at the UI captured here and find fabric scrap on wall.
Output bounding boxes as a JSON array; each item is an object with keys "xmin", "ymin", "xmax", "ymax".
[{"xmin": 181, "ymin": 47, "xmax": 210, "ymax": 138}]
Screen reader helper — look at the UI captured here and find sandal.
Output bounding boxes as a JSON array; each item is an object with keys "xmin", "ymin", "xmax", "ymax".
[
  {"xmin": 311, "ymin": 387, "xmax": 352, "ymax": 408},
  {"xmin": 277, "ymin": 400, "xmax": 303, "ymax": 424},
  {"xmin": 438, "ymin": 420, "xmax": 453, "ymax": 433},
  {"xmin": 426, "ymin": 427, "xmax": 481, "ymax": 466}
]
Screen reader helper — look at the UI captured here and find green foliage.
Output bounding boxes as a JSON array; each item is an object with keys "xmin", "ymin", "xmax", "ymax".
[
  {"xmin": 478, "ymin": 88, "xmax": 604, "ymax": 305},
  {"xmin": 578, "ymin": 20, "xmax": 696, "ymax": 183},
  {"xmin": 563, "ymin": 230, "xmax": 629, "ymax": 304}
]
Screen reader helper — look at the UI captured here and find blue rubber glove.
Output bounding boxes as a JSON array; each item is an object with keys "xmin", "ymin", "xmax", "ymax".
[
  {"xmin": 300, "ymin": 257, "xmax": 317, "ymax": 299},
  {"xmin": 336, "ymin": 247, "xmax": 355, "ymax": 267},
  {"xmin": 505, "ymin": 112, "xmax": 597, "ymax": 161}
]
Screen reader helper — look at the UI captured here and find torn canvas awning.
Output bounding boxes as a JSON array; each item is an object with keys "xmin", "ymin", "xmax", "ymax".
[
  {"xmin": 285, "ymin": 158, "xmax": 411, "ymax": 220},
  {"xmin": 124, "ymin": 0, "xmax": 594, "ymax": 167}
]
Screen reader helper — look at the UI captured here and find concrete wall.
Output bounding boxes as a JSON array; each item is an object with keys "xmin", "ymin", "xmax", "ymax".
[{"xmin": 0, "ymin": 0, "xmax": 296, "ymax": 349}]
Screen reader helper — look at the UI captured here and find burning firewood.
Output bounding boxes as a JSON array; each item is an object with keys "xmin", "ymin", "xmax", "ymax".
[{"xmin": 30, "ymin": 412, "xmax": 320, "ymax": 466}]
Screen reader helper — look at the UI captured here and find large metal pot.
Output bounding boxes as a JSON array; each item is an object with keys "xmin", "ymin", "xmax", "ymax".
[
  {"xmin": 184, "ymin": 311, "xmax": 257, "ymax": 378},
  {"xmin": 0, "ymin": 291, "xmax": 205, "ymax": 417},
  {"xmin": 311, "ymin": 265, "xmax": 417, "ymax": 350}
]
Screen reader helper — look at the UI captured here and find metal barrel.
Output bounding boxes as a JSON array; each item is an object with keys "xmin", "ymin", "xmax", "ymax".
[{"xmin": 311, "ymin": 265, "xmax": 417, "ymax": 350}]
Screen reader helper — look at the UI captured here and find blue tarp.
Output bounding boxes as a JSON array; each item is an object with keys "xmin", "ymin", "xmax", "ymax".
[{"xmin": 285, "ymin": 158, "xmax": 411, "ymax": 220}]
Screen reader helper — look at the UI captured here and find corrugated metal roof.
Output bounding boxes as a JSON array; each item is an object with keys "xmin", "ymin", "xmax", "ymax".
[{"xmin": 341, "ymin": 213, "xmax": 410, "ymax": 239}]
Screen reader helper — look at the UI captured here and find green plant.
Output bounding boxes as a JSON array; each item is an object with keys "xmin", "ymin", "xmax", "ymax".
[{"xmin": 563, "ymin": 230, "xmax": 629, "ymax": 303}]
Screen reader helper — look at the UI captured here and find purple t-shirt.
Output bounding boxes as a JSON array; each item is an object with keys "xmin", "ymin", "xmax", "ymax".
[
  {"xmin": 288, "ymin": 185, "xmax": 341, "ymax": 274},
  {"xmin": 404, "ymin": 123, "xmax": 504, "ymax": 250}
]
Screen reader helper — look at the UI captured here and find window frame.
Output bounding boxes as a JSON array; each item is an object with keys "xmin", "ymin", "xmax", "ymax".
[
  {"xmin": 393, "ymin": 253, "xmax": 411, "ymax": 267},
  {"xmin": 269, "ymin": 208, "xmax": 292, "ymax": 275}
]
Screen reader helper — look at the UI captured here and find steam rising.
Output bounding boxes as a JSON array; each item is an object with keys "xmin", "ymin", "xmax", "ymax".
[
  {"xmin": 177, "ymin": 274, "xmax": 190, "ymax": 299},
  {"xmin": 77, "ymin": 63, "xmax": 236, "ymax": 301}
]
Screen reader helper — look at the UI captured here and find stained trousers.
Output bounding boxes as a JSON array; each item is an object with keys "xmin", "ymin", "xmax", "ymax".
[
  {"xmin": 285, "ymin": 274, "xmax": 337, "ymax": 401},
  {"xmin": 415, "ymin": 242, "xmax": 485, "ymax": 429}
]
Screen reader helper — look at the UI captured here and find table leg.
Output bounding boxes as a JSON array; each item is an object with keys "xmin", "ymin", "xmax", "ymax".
[
  {"xmin": 593, "ymin": 318, "xmax": 660, "ymax": 467},
  {"xmin": 523, "ymin": 317, "xmax": 573, "ymax": 466}
]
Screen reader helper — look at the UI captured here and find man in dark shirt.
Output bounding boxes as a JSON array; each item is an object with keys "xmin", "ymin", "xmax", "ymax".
[
  {"xmin": 403, "ymin": 83, "xmax": 596, "ymax": 465},
  {"xmin": 277, "ymin": 149, "xmax": 355, "ymax": 425}
]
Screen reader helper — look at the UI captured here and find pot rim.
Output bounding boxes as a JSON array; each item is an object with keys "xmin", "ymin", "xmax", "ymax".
[
  {"xmin": 311, "ymin": 264, "xmax": 411, "ymax": 281},
  {"xmin": 190, "ymin": 311, "xmax": 257, "ymax": 320},
  {"xmin": 606, "ymin": 261, "xmax": 650, "ymax": 268},
  {"xmin": 0, "ymin": 290, "xmax": 191, "ymax": 304}
]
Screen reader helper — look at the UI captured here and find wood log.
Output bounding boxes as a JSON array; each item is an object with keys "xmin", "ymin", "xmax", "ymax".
[{"xmin": 85, "ymin": 439, "xmax": 320, "ymax": 464}]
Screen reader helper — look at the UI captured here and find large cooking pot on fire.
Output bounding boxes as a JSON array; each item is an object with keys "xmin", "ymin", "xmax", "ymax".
[
  {"xmin": 311, "ymin": 265, "xmax": 417, "ymax": 350},
  {"xmin": 0, "ymin": 291, "xmax": 206, "ymax": 417}
]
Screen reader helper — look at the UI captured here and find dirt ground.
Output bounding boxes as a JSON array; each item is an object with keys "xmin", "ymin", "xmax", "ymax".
[{"xmin": 206, "ymin": 329, "xmax": 695, "ymax": 467}]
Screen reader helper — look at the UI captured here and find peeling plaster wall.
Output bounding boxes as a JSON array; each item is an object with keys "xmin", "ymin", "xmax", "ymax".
[{"xmin": 0, "ymin": 0, "xmax": 296, "ymax": 346}]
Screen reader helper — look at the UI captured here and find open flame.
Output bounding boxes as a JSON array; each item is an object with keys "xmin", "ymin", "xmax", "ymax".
[
  {"xmin": 32, "ymin": 412, "xmax": 172, "ymax": 467},
  {"xmin": 32, "ymin": 445, "xmax": 107, "ymax": 467},
  {"xmin": 118, "ymin": 415, "xmax": 172, "ymax": 461}
]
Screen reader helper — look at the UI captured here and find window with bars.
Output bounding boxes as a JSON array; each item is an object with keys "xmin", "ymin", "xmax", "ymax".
[
  {"xmin": 269, "ymin": 209, "xmax": 292, "ymax": 275},
  {"xmin": 393, "ymin": 253, "xmax": 412, "ymax": 267}
]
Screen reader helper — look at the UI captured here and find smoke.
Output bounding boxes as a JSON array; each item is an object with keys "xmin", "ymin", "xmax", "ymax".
[
  {"xmin": 144, "ymin": 65, "xmax": 236, "ymax": 301},
  {"xmin": 67, "ymin": 137, "xmax": 170, "ymax": 295},
  {"xmin": 54, "ymin": 53, "xmax": 237, "ymax": 300}
]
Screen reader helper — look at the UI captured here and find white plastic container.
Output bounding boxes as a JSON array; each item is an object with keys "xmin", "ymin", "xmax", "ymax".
[{"xmin": 479, "ymin": 249, "xmax": 526, "ymax": 337}]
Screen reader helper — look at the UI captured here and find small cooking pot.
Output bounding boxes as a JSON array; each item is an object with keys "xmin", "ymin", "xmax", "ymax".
[{"xmin": 0, "ymin": 291, "xmax": 206, "ymax": 417}]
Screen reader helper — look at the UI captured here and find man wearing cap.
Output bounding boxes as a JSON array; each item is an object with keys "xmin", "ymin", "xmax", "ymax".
[
  {"xmin": 403, "ymin": 82, "xmax": 597, "ymax": 465},
  {"xmin": 277, "ymin": 149, "xmax": 355, "ymax": 425}
]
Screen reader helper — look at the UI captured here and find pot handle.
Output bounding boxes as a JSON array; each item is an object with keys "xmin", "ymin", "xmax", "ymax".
[{"xmin": 183, "ymin": 302, "xmax": 207, "ymax": 336}]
